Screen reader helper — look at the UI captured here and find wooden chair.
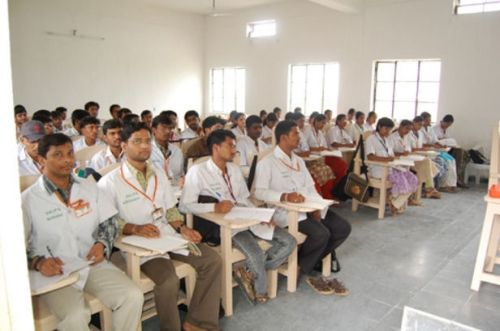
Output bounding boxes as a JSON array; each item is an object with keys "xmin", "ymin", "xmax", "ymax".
[
  {"xmin": 75, "ymin": 144, "xmax": 106, "ymax": 167},
  {"xmin": 113, "ymin": 238, "xmax": 196, "ymax": 330},
  {"xmin": 20, "ymin": 175, "xmax": 40, "ymax": 192}
]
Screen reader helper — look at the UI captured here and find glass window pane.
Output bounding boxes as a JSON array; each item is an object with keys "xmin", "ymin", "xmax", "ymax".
[
  {"xmin": 290, "ymin": 65, "xmax": 306, "ymax": 111},
  {"xmin": 393, "ymin": 102, "xmax": 416, "ymax": 121},
  {"xmin": 374, "ymin": 101, "xmax": 393, "ymax": 119},
  {"xmin": 248, "ymin": 21, "xmax": 276, "ymax": 38},
  {"xmin": 418, "ymin": 82, "xmax": 440, "ymax": 103},
  {"xmin": 376, "ymin": 62, "xmax": 395, "ymax": 82},
  {"xmin": 223, "ymin": 69, "xmax": 236, "ymax": 112},
  {"xmin": 396, "ymin": 61, "xmax": 419, "ymax": 81},
  {"xmin": 417, "ymin": 102, "xmax": 438, "ymax": 120},
  {"xmin": 323, "ymin": 63, "xmax": 339, "ymax": 113},
  {"xmin": 485, "ymin": 3, "xmax": 500, "ymax": 12},
  {"xmin": 236, "ymin": 69, "xmax": 246, "ymax": 113},
  {"xmin": 419, "ymin": 61, "xmax": 441, "ymax": 81},
  {"xmin": 457, "ymin": 4, "xmax": 484, "ymax": 13},
  {"xmin": 460, "ymin": 0, "xmax": 484, "ymax": 4},
  {"xmin": 375, "ymin": 82, "xmax": 394, "ymax": 101},
  {"xmin": 394, "ymin": 82, "xmax": 417, "ymax": 102},
  {"xmin": 305, "ymin": 65, "xmax": 324, "ymax": 115},
  {"xmin": 211, "ymin": 69, "xmax": 223, "ymax": 113}
]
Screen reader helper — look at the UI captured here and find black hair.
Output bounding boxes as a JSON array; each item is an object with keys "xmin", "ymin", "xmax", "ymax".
[
  {"xmin": 324, "ymin": 109, "xmax": 332, "ymax": 115},
  {"xmin": 275, "ymin": 121, "xmax": 298, "ymax": 144},
  {"xmin": 442, "ymin": 114, "xmax": 454, "ymax": 123},
  {"xmin": 413, "ymin": 116, "xmax": 423, "ymax": 123},
  {"xmin": 102, "ymin": 119, "xmax": 123, "ymax": 135},
  {"xmin": 141, "ymin": 110, "xmax": 152, "ymax": 119},
  {"xmin": 314, "ymin": 114, "xmax": 326, "ymax": 123},
  {"xmin": 259, "ymin": 110, "xmax": 267, "ymax": 117},
  {"xmin": 152, "ymin": 114, "xmax": 172, "ymax": 128},
  {"xmin": 207, "ymin": 129, "xmax": 236, "ymax": 155},
  {"xmin": 399, "ymin": 119, "xmax": 413, "ymax": 128},
  {"xmin": 14, "ymin": 105, "xmax": 27, "ymax": 115},
  {"xmin": 109, "ymin": 104, "xmax": 120, "ymax": 115},
  {"xmin": 33, "ymin": 110, "xmax": 51, "ymax": 119},
  {"xmin": 284, "ymin": 112, "xmax": 294, "ymax": 121},
  {"xmin": 234, "ymin": 112, "xmax": 245, "ymax": 121},
  {"xmin": 293, "ymin": 107, "xmax": 302, "ymax": 113},
  {"xmin": 266, "ymin": 113, "xmax": 278, "ymax": 123},
  {"xmin": 160, "ymin": 110, "xmax": 177, "ymax": 118},
  {"xmin": 273, "ymin": 107, "xmax": 281, "ymax": 114},
  {"xmin": 50, "ymin": 111, "xmax": 61, "ymax": 119},
  {"xmin": 336, "ymin": 114, "xmax": 347, "ymax": 123},
  {"xmin": 202, "ymin": 116, "xmax": 225, "ymax": 129},
  {"xmin": 420, "ymin": 112, "xmax": 431, "ymax": 120},
  {"xmin": 229, "ymin": 110, "xmax": 238, "ymax": 121},
  {"xmin": 84, "ymin": 101, "xmax": 99, "ymax": 111},
  {"xmin": 309, "ymin": 112, "xmax": 320, "ymax": 121},
  {"xmin": 184, "ymin": 110, "xmax": 199, "ymax": 121},
  {"xmin": 245, "ymin": 115, "xmax": 262, "ymax": 129},
  {"xmin": 80, "ymin": 116, "xmax": 100, "ymax": 128},
  {"xmin": 348, "ymin": 108, "xmax": 356, "ymax": 115},
  {"xmin": 376, "ymin": 117, "xmax": 395, "ymax": 132},
  {"xmin": 367, "ymin": 111, "xmax": 377, "ymax": 120},
  {"xmin": 121, "ymin": 122, "xmax": 151, "ymax": 142},
  {"xmin": 38, "ymin": 133, "xmax": 73, "ymax": 158},
  {"xmin": 355, "ymin": 111, "xmax": 365, "ymax": 120},
  {"xmin": 32, "ymin": 113, "xmax": 52, "ymax": 124},
  {"xmin": 71, "ymin": 109, "xmax": 90, "ymax": 126},
  {"xmin": 122, "ymin": 114, "xmax": 140, "ymax": 126},
  {"xmin": 292, "ymin": 113, "xmax": 305, "ymax": 121},
  {"xmin": 54, "ymin": 107, "xmax": 67, "ymax": 116}
]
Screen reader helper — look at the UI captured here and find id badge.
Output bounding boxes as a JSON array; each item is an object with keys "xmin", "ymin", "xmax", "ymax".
[
  {"xmin": 73, "ymin": 201, "xmax": 91, "ymax": 218},
  {"xmin": 152, "ymin": 207, "xmax": 165, "ymax": 223}
]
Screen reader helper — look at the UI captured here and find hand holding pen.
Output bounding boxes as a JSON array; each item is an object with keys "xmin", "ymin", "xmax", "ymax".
[{"xmin": 38, "ymin": 246, "xmax": 64, "ymax": 277}]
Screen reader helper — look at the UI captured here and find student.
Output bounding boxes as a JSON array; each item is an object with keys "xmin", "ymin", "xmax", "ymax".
[
  {"xmin": 365, "ymin": 118, "xmax": 419, "ymax": 214},
  {"xmin": 51, "ymin": 110, "xmax": 64, "ymax": 132},
  {"xmin": 109, "ymin": 104, "xmax": 121, "ymax": 121},
  {"xmin": 23, "ymin": 133, "xmax": 143, "ymax": 331},
  {"xmin": 84, "ymin": 101, "xmax": 100, "ymax": 119},
  {"xmin": 346, "ymin": 108, "xmax": 355, "ymax": 125},
  {"xmin": 230, "ymin": 112, "xmax": 246, "ymax": 138},
  {"xmin": 431, "ymin": 114, "xmax": 454, "ymax": 142},
  {"xmin": 324, "ymin": 109, "xmax": 333, "ymax": 124},
  {"xmin": 303, "ymin": 114, "xmax": 328, "ymax": 151},
  {"xmin": 184, "ymin": 116, "xmax": 225, "ymax": 160},
  {"xmin": 255, "ymin": 121, "xmax": 351, "ymax": 295},
  {"xmin": 98, "ymin": 122, "xmax": 222, "ymax": 331},
  {"xmin": 160, "ymin": 110, "xmax": 181, "ymax": 141},
  {"xmin": 150, "ymin": 114, "xmax": 184, "ymax": 186},
  {"xmin": 122, "ymin": 113, "xmax": 140, "ymax": 126},
  {"xmin": 291, "ymin": 113, "xmax": 311, "ymax": 156},
  {"xmin": 64, "ymin": 109, "xmax": 88, "ymax": 138},
  {"xmin": 326, "ymin": 114, "xmax": 355, "ymax": 148},
  {"xmin": 14, "ymin": 104, "xmax": 28, "ymax": 139},
  {"xmin": 349, "ymin": 111, "xmax": 365, "ymax": 142},
  {"xmin": 261, "ymin": 112, "xmax": 277, "ymax": 145},
  {"xmin": 141, "ymin": 110, "xmax": 153, "ymax": 128},
  {"xmin": 32, "ymin": 112, "xmax": 55, "ymax": 135},
  {"xmin": 364, "ymin": 111, "xmax": 377, "ymax": 131},
  {"xmin": 293, "ymin": 107, "xmax": 302, "ymax": 114},
  {"xmin": 236, "ymin": 115, "xmax": 271, "ymax": 167},
  {"xmin": 259, "ymin": 109, "xmax": 267, "ymax": 123},
  {"xmin": 181, "ymin": 110, "xmax": 202, "ymax": 140},
  {"xmin": 55, "ymin": 106, "xmax": 71, "ymax": 130},
  {"xmin": 73, "ymin": 116, "xmax": 103, "ymax": 152},
  {"xmin": 307, "ymin": 111, "xmax": 320, "ymax": 127},
  {"xmin": 18, "ymin": 121, "xmax": 45, "ymax": 176},
  {"xmin": 180, "ymin": 129, "xmax": 295, "ymax": 304},
  {"xmin": 225, "ymin": 110, "xmax": 239, "ymax": 130},
  {"xmin": 118, "ymin": 108, "xmax": 132, "ymax": 121},
  {"xmin": 284, "ymin": 112, "xmax": 294, "ymax": 121},
  {"xmin": 89, "ymin": 119, "xmax": 124, "ymax": 170},
  {"xmin": 273, "ymin": 106, "xmax": 282, "ymax": 120}
]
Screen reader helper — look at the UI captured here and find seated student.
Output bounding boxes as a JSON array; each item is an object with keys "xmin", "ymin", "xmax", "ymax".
[
  {"xmin": 272, "ymin": 106, "xmax": 282, "ymax": 121},
  {"xmin": 366, "ymin": 118, "xmax": 419, "ymax": 215},
  {"xmin": 184, "ymin": 116, "xmax": 225, "ymax": 160},
  {"xmin": 236, "ymin": 115, "xmax": 271, "ymax": 167},
  {"xmin": 51, "ymin": 110, "xmax": 64, "ymax": 133},
  {"xmin": 303, "ymin": 114, "xmax": 329, "ymax": 151},
  {"xmin": 84, "ymin": 101, "xmax": 100, "ymax": 119},
  {"xmin": 150, "ymin": 114, "xmax": 184, "ymax": 186},
  {"xmin": 141, "ymin": 110, "xmax": 153, "ymax": 128},
  {"xmin": 73, "ymin": 116, "xmax": 104, "ymax": 152},
  {"xmin": 420, "ymin": 112, "xmax": 458, "ymax": 192},
  {"xmin": 349, "ymin": 111, "xmax": 365, "ymax": 143},
  {"xmin": 18, "ymin": 121, "xmax": 45, "ymax": 176},
  {"xmin": 109, "ymin": 104, "xmax": 121, "ymax": 121},
  {"xmin": 23, "ymin": 133, "xmax": 142, "ymax": 331},
  {"xmin": 225, "ymin": 110, "xmax": 238, "ymax": 130},
  {"xmin": 261, "ymin": 112, "xmax": 277, "ymax": 145},
  {"xmin": 259, "ymin": 109, "xmax": 267, "ymax": 123},
  {"xmin": 291, "ymin": 113, "xmax": 311, "ymax": 157},
  {"xmin": 293, "ymin": 107, "xmax": 302, "ymax": 114},
  {"xmin": 159, "ymin": 110, "xmax": 181, "ymax": 141},
  {"xmin": 180, "ymin": 129, "xmax": 296, "ymax": 304},
  {"xmin": 181, "ymin": 110, "xmax": 203, "ymax": 140},
  {"xmin": 284, "ymin": 112, "xmax": 295, "ymax": 121},
  {"xmin": 364, "ymin": 111, "xmax": 377, "ymax": 132},
  {"xmin": 32, "ymin": 111, "xmax": 55, "ymax": 135},
  {"xmin": 89, "ymin": 119, "xmax": 124, "ymax": 170},
  {"xmin": 324, "ymin": 109, "xmax": 333, "ymax": 124},
  {"xmin": 326, "ymin": 114, "xmax": 355, "ymax": 148},
  {"xmin": 255, "ymin": 121, "xmax": 351, "ymax": 295},
  {"xmin": 98, "ymin": 123, "xmax": 222, "ymax": 331},
  {"xmin": 344, "ymin": 108, "xmax": 355, "ymax": 134},
  {"xmin": 231, "ymin": 112, "xmax": 246, "ymax": 138},
  {"xmin": 123, "ymin": 114, "xmax": 140, "ymax": 126},
  {"xmin": 54, "ymin": 107, "xmax": 70, "ymax": 130},
  {"xmin": 118, "ymin": 108, "xmax": 132, "ymax": 121},
  {"xmin": 64, "ymin": 109, "xmax": 88, "ymax": 138},
  {"xmin": 15, "ymin": 104, "xmax": 28, "ymax": 139}
]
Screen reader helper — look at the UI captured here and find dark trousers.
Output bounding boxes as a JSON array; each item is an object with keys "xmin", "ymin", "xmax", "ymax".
[{"xmin": 297, "ymin": 210, "xmax": 351, "ymax": 274}]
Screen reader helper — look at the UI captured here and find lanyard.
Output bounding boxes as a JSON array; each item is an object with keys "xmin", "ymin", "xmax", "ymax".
[
  {"xmin": 279, "ymin": 157, "xmax": 301, "ymax": 172},
  {"xmin": 222, "ymin": 172, "xmax": 237, "ymax": 202},
  {"xmin": 120, "ymin": 165, "xmax": 158, "ymax": 208},
  {"xmin": 312, "ymin": 129, "xmax": 322, "ymax": 147},
  {"xmin": 376, "ymin": 133, "xmax": 390, "ymax": 155}
]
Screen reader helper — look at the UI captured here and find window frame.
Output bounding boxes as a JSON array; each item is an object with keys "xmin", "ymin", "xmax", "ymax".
[
  {"xmin": 209, "ymin": 67, "xmax": 246, "ymax": 115},
  {"xmin": 454, "ymin": 0, "xmax": 500, "ymax": 15},
  {"xmin": 246, "ymin": 20, "xmax": 277, "ymax": 38}
]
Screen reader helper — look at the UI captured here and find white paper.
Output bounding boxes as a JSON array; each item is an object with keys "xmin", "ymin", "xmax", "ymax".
[
  {"xmin": 29, "ymin": 257, "xmax": 92, "ymax": 293},
  {"xmin": 338, "ymin": 147, "xmax": 356, "ymax": 152},
  {"xmin": 29, "ymin": 271, "xmax": 68, "ymax": 293},
  {"xmin": 319, "ymin": 150, "xmax": 343, "ymax": 157},
  {"xmin": 438, "ymin": 138, "xmax": 458, "ymax": 147},
  {"xmin": 390, "ymin": 159, "xmax": 415, "ymax": 167},
  {"xmin": 401, "ymin": 155, "xmax": 425, "ymax": 162},
  {"xmin": 62, "ymin": 258, "xmax": 92, "ymax": 276},
  {"xmin": 288, "ymin": 197, "xmax": 333, "ymax": 210},
  {"xmin": 250, "ymin": 223, "xmax": 274, "ymax": 240},
  {"xmin": 223, "ymin": 207, "xmax": 275, "ymax": 223},
  {"xmin": 122, "ymin": 234, "xmax": 189, "ymax": 254}
]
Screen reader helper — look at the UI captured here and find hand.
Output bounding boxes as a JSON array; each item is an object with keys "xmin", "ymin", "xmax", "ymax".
[
  {"xmin": 134, "ymin": 224, "xmax": 160, "ymax": 238},
  {"xmin": 310, "ymin": 210, "xmax": 322, "ymax": 221},
  {"xmin": 180, "ymin": 227, "xmax": 202, "ymax": 244},
  {"xmin": 177, "ymin": 176, "xmax": 185, "ymax": 189},
  {"xmin": 86, "ymin": 242, "xmax": 105, "ymax": 265},
  {"xmin": 287, "ymin": 192, "xmax": 305, "ymax": 203},
  {"xmin": 214, "ymin": 200, "xmax": 234, "ymax": 213},
  {"xmin": 38, "ymin": 257, "xmax": 64, "ymax": 276}
]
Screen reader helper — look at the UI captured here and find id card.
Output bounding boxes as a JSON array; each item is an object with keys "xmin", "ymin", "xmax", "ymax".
[
  {"xmin": 71, "ymin": 200, "xmax": 91, "ymax": 218},
  {"xmin": 152, "ymin": 207, "xmax": 165, "ymax": 223}
]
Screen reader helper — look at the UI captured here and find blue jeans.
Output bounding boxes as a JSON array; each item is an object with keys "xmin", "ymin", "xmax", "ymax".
[{"xmin": 233, "ymin": 227, "xmax": 296, "ymax": 295}]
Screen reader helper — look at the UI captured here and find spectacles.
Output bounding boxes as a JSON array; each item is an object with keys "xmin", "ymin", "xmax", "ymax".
[{"xmin": 130, "ymin": 138, "xmax": 152, "ymax": 145}]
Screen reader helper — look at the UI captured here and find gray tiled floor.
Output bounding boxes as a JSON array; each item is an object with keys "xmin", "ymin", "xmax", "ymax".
[{"xmin": 143, "ymin": 184, "xmax": 500, "ymax": 331}]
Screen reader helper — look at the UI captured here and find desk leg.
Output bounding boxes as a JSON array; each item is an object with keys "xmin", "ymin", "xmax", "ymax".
[
  {"xmin": 287, "ymin": 211, "xmax": 299, "ymax": 293},
  {"xmin": 485, "ymin": 215, "xmax": 500, "ymax": 272},
  {"xmin": 220, "ymin": 226, "xmax": 233, "ymax": 316},
  {"xmin": 471, "ymin": 205, "xmax": 495, "ymax": 291}
]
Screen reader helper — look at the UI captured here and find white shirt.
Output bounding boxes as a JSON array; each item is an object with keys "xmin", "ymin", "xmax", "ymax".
[
  {"xmin": 180, "ymin": 127, "xmax": 199, "ymax": 140},
  {"xmin": 326, "ymin": 126, "xmax": 353, "ymax": 146},
  {"xmin": 364, "ymin": 122, "xmax": 375, "ymax": 132},
  {"xmin": 89, "ymin": 146, "xmax": 124, "ymax": 170},
  {"xmin": 254, "ymin": 146, "xmax": 327, "ymax": 228},
  {"xmin": 261, "ymin": 126, "xmax": 273, "ymax": 142},
  {"xmin": 73, "ymin": 137, "xmax": 104, "ymax": 152},
  {"xmin": 349, "ymin": 123, "xmax": 365, "ymax": 142},
  {"xmin": 296, "ymin": 128, "xmax": 310, "ymax": 152},
  {"xmin": 303, "ymin": 127, "xmax": 328, "ymax": 149},
  {"xmin": 388, "ymin": 131, "xmax": 412, "ymax": 154},
  {"xmin": 408, "ymin": 130, "xmax": 424, "ymax": 150},
  {"xmin": 420, "ymin": 126, "xmax": 438, "ymax": 145},
  {"xmin": 150, "ymin": 140, "xmax": 184, "ymax": 184},
  {"xmin": 236, "ymin": 135, "xmax": 271, "ymax": 167},
  {"xmin": 231, "ymin": 127, "xmax": 246, "ymax": 138},
  {"xmin": 98, "ymin": 162, "xmax": 178, "ymax": 264},
  {"xmin": 23, "ymin": 176, "xmax": 117, "ymax": 285},
  {"xmin": 431, "ymin": 124, "xmax": 449, "ymax": 140},
  {"xmin": 365, "ymin": 132, "xmax": 394, "ymax": 178},
  {"xmin": 18, "ymin": 146, "xmax": 42, "ymax": 176},
  {"xmin": 63, "ymin": 127, "xmax": 79, "ymax": 138}
]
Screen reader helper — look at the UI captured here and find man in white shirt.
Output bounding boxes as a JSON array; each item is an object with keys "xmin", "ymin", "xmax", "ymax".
[
  {"xmin": 23, "ymin": 133, "xmax": 142, "ymax": 331},
  {"xmin": 291, "ymin": 113, "xmax": 311, "ymax": 156},
  {"xmin": 180, "ymin": 110, "xmax": 202, "ymax": 141},
  {"xmin": 183, "ymin": 116, "xmax": 226, "ymax": 160},
  {"xmin": 180, "ymin": 129, "xmax": 296, "ymax": 304},
  {"xmin": 345, "ymin": 108, "xmax": 355, "ymax": 133},
  {"xmin": 255, "ymin": 121, "xmax": 351, "ymax": 295},
  {"xmin": 84, "ymin": 101, "xmax": 100, "ymax": 119},
  {"xmin": 364, "ymin": 111, "xmax": 377, "ymax": 132},
  {"xmin": 326, "ymin": 114, "xmax": 355, "ymax": 148},
  {"xmin": 18, "ymin": 120, "xmax": 45, "ymax": 176},
  {"xmin": 431, "ymin": 114, "xmax": 453, "ymax": 141},
  {"xmin": 303, "ymin": 114, "xmax": 329, "ymax": 151},
  {"xmin": 15, "ymin": 104, "xmax": 28, "ymax": 139},
  {"xmin": 141, "ymin": 110, "xmax": 153, "ymax": 128},
  {"xmin": 349, "ymin": 111, "xmax": 365, "ymax": 142},
  {"xmin": 89, "ymin": 119, "xmax": 124, "ymax": 170},
  {"xmin": 73, "ymin": 116, "xmax": 104, "ymax": 152},
  {"xmin": 261, "ymin": 112, "xmax": 277, "ymax": 145},
  {"xmin": 63, "ymin": 109, "xmax": 87, "ymax": 138},
  {"xmin": 98, "ymin": 122, "xmax": 222, "ymax": 331},
  {"xmin": 236, "ymin": 115, "xmax": 271, "ymax": 167},
  {"xmin": 150, "ymin": 114, "xmax": 185, "ymax": 186}
]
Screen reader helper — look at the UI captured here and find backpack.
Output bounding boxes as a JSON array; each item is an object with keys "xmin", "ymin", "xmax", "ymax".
[{"xmin": 468, "ymin": 149, "xmax": 489, "ymax": 165}]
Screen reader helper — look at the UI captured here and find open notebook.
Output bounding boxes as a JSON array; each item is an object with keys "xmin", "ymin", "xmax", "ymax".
[{"xmin": 122, "ymin": 234, "xmax": 189, "ymax": 255}]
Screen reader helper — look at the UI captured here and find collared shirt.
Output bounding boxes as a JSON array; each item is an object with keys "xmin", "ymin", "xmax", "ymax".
[
  {"xmin": 180, "ymin": 127, "xmax": 199, "ymax": 140},
  {"xmin": 150, "ymin": 140, "xmax": 184, "ymax": 184},
  {"xmin": 431, "ymin": 124, "xmax": 449, "ymax": 140},
  {"xmin": 89, "ymin": 146, "xmax": 124, "ymax": 170},
  {"xmin": 349, "ymin": 123, "xmax": 364, "ymax": 142},
  {"xmin": 365, "ymin": 132, "xmax": 394, "ymax": 178},
  {"xmin": 63, "ymin": 127, "xmax": 79, "ymax": 138},
  {"xmin": 303, "ymin": 127, "xmax": 328, "ymax": 149},
  {"xmin": 408, "ymin": 130, "xmax": 424, "ymax": 149},
  {"xmin": 236, "ymin": 135, "xmax": 271, "ymax": 167},
  {"xmin": 231, "ymin": 127, "xmax": 246, "ymax": 138},
  {"xmin": 388, "ymin": 131, "xmax": 412, "ymax": 154},
  {"xmin": 254, "ymin": 146, "xmax": 326, "ymax": 227},
  {"xmin": 326, "ymin": 126, "xmax": 353, "ymax": 146},
  {"xmin": 261, "ymin": 125, "xmax": 273, "ymax": 142},
  {"xmin": 295, "ymin": 128, "xmax": 310, "ymax": 152},
  {"xmin": 420, "ymin": 125, "xmax": 438, "ymax": 145},
  {"xmin": 18, "ymin": 146, "xmax": 42, "ymax": 176},
  {"xmin": 73, "ymin": 137, "xmax": 104, "ymax": 152},
  {"xmin": 364, "ymin": 122, "xmax": 375, "ymax": 132}
]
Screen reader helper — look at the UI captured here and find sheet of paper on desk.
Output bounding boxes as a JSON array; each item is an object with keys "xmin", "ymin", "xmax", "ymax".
[
  {"xmin": 390, "ymin": 159, "xmax": 415, "ymax": 167},
  {"xmin": 250, "ymin": 223, "xmax": 274, "ymax": 240},
  {"xmin": 62, "ymin": 258, "xmax": 92, "ymax": 276},
  {"xmin": 338, "ymin": 147, "xmax": 356, "ymax": 152},
  {"xmin": 122, "ymin": 235, "xmax": 189, "ymax": 254},
  {"xmin": 402, "ymin": 155, "xmax": 425, "ymax": 162},
  {"xmin": 29, "ymin": 270, "xmax": 68, "ymax": 293},
  {"xmin": 438, "ymin": 138, "xmax": 458, "ymax": 147},
  {"xmin": 319, "ymin": 150, "xmax": 343, "ymax": 157},
  {"xmin": 223, "ymin": 207, "xmax": 275, "ymax": 223},
  {"xmin": 289, "ymin": 197, "xmax": 333, "ymax": 210}
]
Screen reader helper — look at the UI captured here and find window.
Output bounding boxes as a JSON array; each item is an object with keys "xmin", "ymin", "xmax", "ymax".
[
  {"xmin": 455, "ymin": 0, "xmax": 500, "ymax": 14},
  {"xmin": 288, "ymin": 63, "xmax": 339, "ymax": 116},
  {"xmin": 210, "ymin": 67, "xmax": 246, "ymax": 114},
  {"xmin": 246, "ymin": 20, "xmax": 276, "ymax": 38},
  {"xmin": 371, "ymin": 60, "xmax": 441, "ymax": 121}
]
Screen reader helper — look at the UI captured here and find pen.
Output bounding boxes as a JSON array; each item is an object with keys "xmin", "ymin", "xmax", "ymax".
[
  {"xmin": 215, "ymin": 192, "xmax": 223, "ymax": 201},
  {"xmin": 46, "ymin": 245, "xmax": 55, "ymax": 259}
]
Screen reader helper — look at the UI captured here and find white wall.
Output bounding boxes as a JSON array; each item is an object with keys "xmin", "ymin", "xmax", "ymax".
[
  {"xmin": 204, "ymin": 0, "xmax": 500, "ymax": 152},
  {"xmin": 9, "ymin": 0, "xmax": 205, "ymax": 119}
]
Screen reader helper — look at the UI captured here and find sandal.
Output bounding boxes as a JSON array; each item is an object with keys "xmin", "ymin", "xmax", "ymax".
[
  {"xmin": 255, "ymin": 294, "xmax": 270, "ymax": 303},
  {"xmin": 233, "ymin": 267, "xmax": 256, "ymax": 305},
  {"xmin": 324, "ymin": 278, "xmax": 350, "ymax": 296},
  {"xmin": 305, "ymin": 276, "xmax": 334, "ymax": 295}
]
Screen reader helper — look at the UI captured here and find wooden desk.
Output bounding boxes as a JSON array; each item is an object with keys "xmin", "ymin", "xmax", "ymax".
[{"xmin": 31, "ymin": 272, "xmax": 80, "ymax": 296}]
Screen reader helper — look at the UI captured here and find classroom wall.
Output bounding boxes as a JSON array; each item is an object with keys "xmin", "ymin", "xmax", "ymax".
[
  {"xmin": 8, "ymin": 0, "xmax": 205, "ymax": 120},
  {"xmin": 204, "ymin": 0, "xmax": 500, "ymax": 152}
]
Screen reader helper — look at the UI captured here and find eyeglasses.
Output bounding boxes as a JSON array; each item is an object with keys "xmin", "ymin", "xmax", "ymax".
[{"xmin": 130, "ymin": 138, "xmax": 152, "ymax": 145}]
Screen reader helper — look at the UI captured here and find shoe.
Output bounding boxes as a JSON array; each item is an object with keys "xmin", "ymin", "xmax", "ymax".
[
  {"xmin": 408, "ymin": 199, "xmax": 422, "ymax": 206},
  {"xmin": 305, "ymin": 276, "xmax": 334, "ymax": 295},
  {"xmin": 324, "ymin": 278, "xmax": 350, "ymax": 296},
  {"xmin": 439, "ymin": 186, "xmax": 459, "ymax": 193},
  {"xmin": 233, "ymin": 267, "xmax": 256, "ymax": 305},
  {"xmin": 425, "ymin": 189, "xmax": 441, "ymax": 199},
  {"xmin": 255, "ymin": 294, "xmax": 270, "ymax": 304}
]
